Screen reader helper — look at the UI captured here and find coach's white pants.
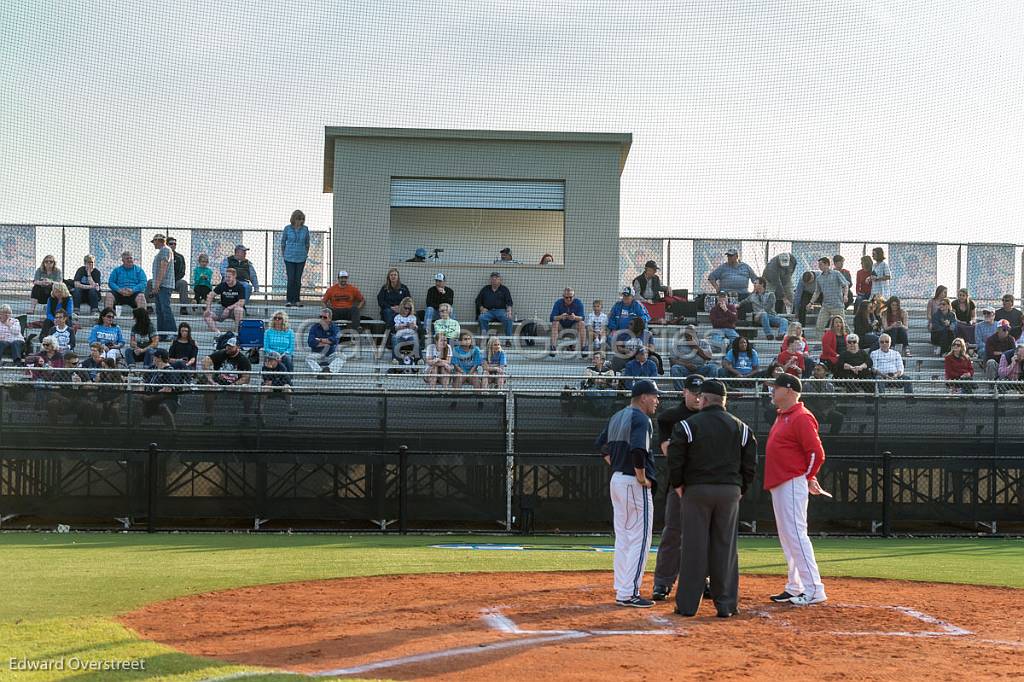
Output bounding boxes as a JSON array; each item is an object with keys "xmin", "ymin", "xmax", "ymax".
[
  {"xmin": 770, "ymin": 475, "xmax": 827, "ymax": 600},
  {"xmin": 610, "ymin": 472, "xmax": 654, "ymax": 600}
]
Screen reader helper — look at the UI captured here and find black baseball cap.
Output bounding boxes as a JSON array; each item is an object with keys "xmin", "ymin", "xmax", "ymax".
[
  {"xmin": 644, "ymin": 260, "xmax": 659, "ymax": 270},
  {"xmin": 631, "ymin": 380, "xmax": 660, "ymax": 397},
  {"xmin": 773, "ymin": 373, "xmax": 802, "ymax": 392},
  {"xmin": 682, "ymin": 374, "xmax": 705, "ymax": 392},
  {"xmin": 700, "ymin": 379, "xmax": 727, "ymax": 397}
]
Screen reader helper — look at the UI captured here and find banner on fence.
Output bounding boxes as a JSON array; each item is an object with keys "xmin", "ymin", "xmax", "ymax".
[
  {"xmin": 89, "ymin": 227, "xmax": 142, "ymax": 275},
  {"xmin": 692, "ymin": 239, "xmax": 742, "ymax": 292},
  {"xmin": 191, "ymin": 230, "xmax": 243, "ymax": 280},
  {"xmin": 0, "ymin": 225, "xmax": 36, "ymax": 281},
  {"xmin": 272, "ymin": 232, "xmax": 327, "ymax": 291},
  {"xmin": 791, "ymin": 241, "xmax": 840, "ymax": 280},
  {"xmin": 890, "ymin": 243, "xmax": 937, "ymax": 298},
  {"xmin": 618, "ymin": 239, "xmax": 663, "ymax": 289},
  {"xmin": 966, "ymin": 245, "xmax": 1016, "ymax": 301}
]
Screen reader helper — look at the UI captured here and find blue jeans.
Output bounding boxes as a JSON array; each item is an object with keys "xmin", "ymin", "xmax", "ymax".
[
  {"xmin": 670, "ymin": 363, "xmax": 720, "ymax": 391},
  {"xmin": 479, "ymin": 309, "xmax": 514, "ymax": 337},
  {"xmin": 239, "ymin": 281, "xmax": 253, "ymax": 301},
  {"xmin": 0, "ymin": 340, "xmax": 24, "ymax": 361},
  {"xmin": 155, "ymin": 286, "xmax": 176, "ymax": 335},
  {"xmin": 72, "ymin": 287, "xmax": 100, "ymax": 311},
  {"xmin": 877, "ymin": 378, "xmax": 914, "ymax": 394},
  {"xmin": 708, "ymin": 328, "xmax": 739, "ymax": 351},
  {"xmin": 381, "ymin": 307, "xmax": 397, "ymax": 330},
  {"xmin": 284, "ymin": 260, "xmax": 305, "ymax": 304},
  {"xmin": 759, "ymin": 313, "xmax": 788, "ymax": 338}
]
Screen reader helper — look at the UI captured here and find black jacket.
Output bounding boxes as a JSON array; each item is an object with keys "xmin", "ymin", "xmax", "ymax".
[
  {"xmin": 656, "ymin": 402, "xmax": 698, "ymax": 447},
  {"xmin": 632, "ymin": 273, "xmax": 667, "ymax": 302},
  {"xmin": 667, "ymin": 404, "xmax": 757, "ymax": 494}
]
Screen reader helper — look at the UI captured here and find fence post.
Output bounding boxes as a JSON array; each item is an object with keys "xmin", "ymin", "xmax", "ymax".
[
  {"xmin": 956, "ymin": 245, "xmax": 963, "ymax": 292},
  {"xmin": 397, "ymin": 445, "xmax": 408, "ymax": 535},
  {"xmin": 146, "ymin": 442, "xmax": 158, "ymax": 533},
  {"xmin": 881, "ymin": 450, "xmax": 892, "ymax": 537}
]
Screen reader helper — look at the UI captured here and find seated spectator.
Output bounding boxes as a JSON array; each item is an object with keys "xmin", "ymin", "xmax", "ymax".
[
  {"xmin": 31, "ymin": 255, "xmax": 62, "ymax": 315},
  {"xmin": 834, "ymin": 334, "xmax": 873, "ymax": 392},
  {"xmin": 762, "ymin": 252, "xmax": 796, "ymax": 313},
  {"xmin": 392, "ymin": 297, "xmax": 420, "ymax": 360},
  {"xmin": 585, "ymin": 299, "xmax": 608, "ymax": 353},
  {"xmin": 71, "ymin": 255, "xmax": 102, "ymax": 313},
  {"xmin": 997, "ymin": 343, "xmax": 1024, "ymax": 389},
  {"xmin": 624, "ymin": 316, "xmax": 663, "ymax": 374},
  {"xmin": 871, "ymin": 333, "xmax": 913, "ymax": 394},
  {"xmin": 748, "ymin": 277, "xmax": 788, "ymax": 340},
  {"xmin": 974, "ymin": 307, "xmax": 997, "ymax": 358},
  {"xmin": 632, "ymin": 260, "xmax": 668, "ymax": 302},
  {"xmin": 128, "ymin": 308, "xmax": 160, "ymax": 368},
  {"xmin": 494, "ymin": 247, "xmax": 521, "ymax": 264},
  {"xmin": 424, "ymin": 273, "xmax": 454, "ymax": 334},
  {"xmin": 622, "ymin": 347, "xmax": 658, "ymax": 391},
  {"xmin": 952, "ymin": 288, "xmax": 976, "ymax": 346},
  {"xmin": 406, "ymin": 247, "xmax": 428, "ymax": 263},
  {"xmin": 984, "ymin": 320, "xmax": 1017, "ymax": 380},
  {"xmin": 476, "ymin": 272, "xmax": 515, "ymax": 339},
  {"xmin": 583, "ymin": 351, "xmax": 617, "ymax": 391},
  {"xmin": 607, "ymin": 287, "xmax": 650, "ymax": 347},
  {"xmin": 707, "ymin": 291, "xmax": 739, "ymax": 353},
  {"xmin": 204, "ymin": 267, "xmax": 247, "ymax": 333},
  {"xmin": 29, "ymin": 335, "xmax": 64, "ymax": 374},
  {"xmin": 852, "ymin": 300, "xmax": 881, "ymax": 351},
  {"xmin": 264, "ymin": 310, "xmax": 296, "ymax": 372},
  {"xmin": 883, "ymin": 296, "xmax": 911, "ymax": 356},
  {"xmin": 930, "ymin": 298, "xmax": 957, "ymax": 355},
  {"xmin": 794, "ymin": 271, "xmax": 816, "ymax": 326},
  {"xmin": 192, "ymin": 254, "xmax": 214, "ymax": 305},
  {"xmin": 819, "ymin": 315, "xmax": 848, "ymax": 371},
  {"xmin": 200, "ymin": 337, "xmax": 253, "ymax": 424},
  {"xmin": 104, "ymin": 251, "xmax": 148, "ymax": 313},
  {"xmin": 783, "ymin": 322, "xmax": 816, "ymax": 378},
  {"xmin": 482, "ymin": 336, "xmax": 507, "ymax": 388},
  {"xmin": 138, "ymin": 349, "xmax": 184, "ymax": 428},
  {"xmin": 87, "ymin": 308, "xmax": 126, "ymax": 359},
  {"xmin": 548, "ymin": 287, "xmax": 585, "ymax": 356},
  {"xmin": 257, "ymin": 351, "xmax": 298, "ymax": 424},
  {"xmin": 48, "ymin": 309, "xmax": 75, "ymax": 352},
  {"xmin": 451, "ymin": 330, "xmax": 483, "ymax": 389},
  {"xmin": 721, "ymin": 335, "xmax": 759, "ymax": 387},
  {"xmin": 539, "ymin": 253, "xmax": 554, "ymax": 265},
  {"xmin": 322, "ymin": 271, "xmax": 365, "ymax": 329},
  {"xmin": 44, "ymin": 350, "xmax": 98, "ymax": 424},
  {"xmin": 168, "ymin": 322, "xmax": 198, "ymax": 369},
  {"xmin": 776, "ymin": 335, "xmax": 806, "ymax": 377},
  {"xmin": 424, "ymin": 332, "xmax": 454, "ymax": 388},
  {"xmin": 854, "ymin": 255, "xmax": 873, "ymax": 306},
  {"xmin": 926, "ymin": 286, "xmax": 948, "ymax": 327},
  {"xmin": 433, "ymin": 302, "xmax": 460, "ymax": 340},
  {"xmin": 995, "ymin": 294, "xmax": 1023, "ymax": 339},
  {"xmin": 219, "ymin": 244, "xmax": 258, "ymax": 301},
  {"xmin": 0, "ymin": 304, "xmax": 26, "ymax": 363},
  {"xmin": 41, "ymin": 283, "xmax": 74, "ymax": 336},
  {"xmin": 669, "ymin": 324, "xmax": 719, "ymax": 390},
  {"xmin": 307, "ymin": 309, "xmax": 343, "ymax": 375},
  {"xmin": 94, "ymin": 356, "xmax": 124, "ymax": 424},
  {"xmin": 802, "ymin": 363, "xmax": 845, "ymax": 435},
  {"xmin": 707, "ymin": 248, "xmax": 756, "ymax": 300},
  {"xmin": 945, "ymin": 337, "xmax": 974, "ymax": 394},
  {"xmin": 377, "ymin": 268, "xmax": 412, "ymax": 330},
  {"xmin": 80, "ymin": 342, "xmax": 106, "ymax": 380}
]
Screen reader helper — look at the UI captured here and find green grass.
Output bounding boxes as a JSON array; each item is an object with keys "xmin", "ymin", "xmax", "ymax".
[{"xmin": 1, "ymin": 533, "xmax": 1022, "ymax": 680}]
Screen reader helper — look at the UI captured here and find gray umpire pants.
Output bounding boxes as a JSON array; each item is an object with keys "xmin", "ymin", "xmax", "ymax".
[
  {"xmin": 675, "ymin": 484, "xmax": 742, "ymax": 615},
  {"xmin": 653, "ymin": 487, "xmax": 682, "ymax": 589}
]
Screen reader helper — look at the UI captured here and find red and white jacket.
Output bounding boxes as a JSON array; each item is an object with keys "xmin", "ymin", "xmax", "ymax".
[{"xmin": 764, "ymin": 402, "xmax": 825, "ymax": 490}]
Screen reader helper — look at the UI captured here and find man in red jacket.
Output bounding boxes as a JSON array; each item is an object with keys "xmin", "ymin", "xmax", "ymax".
[{"xmin": 765, "ymin": 373, "xmax": 829, "ymax": 606}]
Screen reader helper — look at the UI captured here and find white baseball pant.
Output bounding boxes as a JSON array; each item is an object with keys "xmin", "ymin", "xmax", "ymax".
[
  {"xmin": 610, "ymin": 472, "xmax": 654, "ymax": 601},
  {"xmin": 771, "ymin": 475, "xmax": 827, "ymax": 600}
]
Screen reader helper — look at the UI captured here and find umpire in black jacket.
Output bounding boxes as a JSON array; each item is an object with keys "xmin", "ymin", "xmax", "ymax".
[{"xmin": 667, "ymin": 379, "xmax": 757, "ymax": 618}]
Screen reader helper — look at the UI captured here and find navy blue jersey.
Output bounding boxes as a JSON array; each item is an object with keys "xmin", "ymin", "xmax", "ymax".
[{"xmin": 595, "ymin": 406, "xmax": 655, "ymax": 481}]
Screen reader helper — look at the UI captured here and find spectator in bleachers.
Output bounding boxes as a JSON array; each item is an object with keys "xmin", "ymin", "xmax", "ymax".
[
  {"xmin": 776, "ymin": 335, "xmax": 806, "ymax": 377},
  {"xmin": 452, "ymin": 330, "xmax": 483, "ymax": 389},
  {"xmin": 622, "ymin": 347, "xmax": 658, "ymax": 391},
  {"xmin": 832, "ymin": 255, "xmax": 853, "ymax": 308},
  {"xmin": 424, "ymin": 273, "xmax": 454, "ymax": 334},
  {"xmin": 748, "ymin": 277, "xmax": 788, "ymax": 340},
  {"xmin": 548, "ymin": 287, "xmax": 585, "ymax": 357},
  {"xmin": 762, "ymin": 252, "xmax": 795, "ymax": 313},
  {"xmin": 784, "ymin": 322, "xmax": 816, "ymax": 377},
  {"xmin": 377, "ymin": 268, "xmax": 412, "ymax": 330},
  {"xmin": 192, "ymin": 254, "xmax": 214, "ymax": 305},
  {"xmin": 810, "ymin": 256, "xmax": 849, "ymax": 335},
  {"xmin": 483, "ymin": 336, "xmax": 507, "ymax": 388},
  {"xmin": 721, "ymin": 335, "xmax": 760, "ymax": 387},
  {"xmin": 48, "ymin": 309, "xmax": 75, "ymax": 352},
  {"xmin": 476, "ymin": 272, "xmax": 515, "ymax": 339},
  {"xmin": 926, "ymin": 286, "xmax": 948, "ymax": 329},
  {"xmin": 794, "ymin": 271, "xmax": 816, "ymax": 326},
  {"xmin": 952, "ymin": 288, "xmax": 976, "ymax": 346},
  {"xmin": 94, "ymin": 356, "xmax": 124, "ymax": 424},
  {"xmin": 45, "ymin": 350, "xmax": 97, "ymax": 424},
  {"xmin": 632, "ymin": 260, "xmax": 667, "ymax": 303},
  {"xmin": 406, "ymin": 247, "xmax": 427, "ymax": 263},
  {"xmin": 997, "ymin": 343, "xmax": 1024, "ymax": 387},
  {"xmin": 42, "ymin": 282, "xmax": 73, "ymax": 336},
  {"xmin": 607, "ymin": 287, "xmax": 649, "ymax": 348},
  {"xmin": 854, "ymin": 255, "xmax": 873, "ymax": 306},
  {"xmin": 322, "ymin": 271, "xmax": 365, "ymax": 329},
  {"xmin": 219, "ymin": 245, "xmax": 258, "ymax": 301},
  {"xmin": 168, "ymin": 322, "xmax": 198, "ymax": 369},
  {"xmin": 307, "ymin": 308, "xmax": 342, "ymax": 375},
  {"xmin": 392, "ymin": 297, "xmax": 420, "ymax": 360},
  {"xmin": 995, "ymin": 294, "xmax": 1023, "ymax": 339},
  {"xmin": 818, "ymin": 315, "xmax": 847, "ymax": 371},
  {"xmin": 424, "ymin": 332, "xmax": 453, "ymax": 388},
  {"xmin": 200, "ymin": 336, "xmax": 253, "ymax": 425},
  {"xmin": 869, "ymin": 247, "xmax": 892, "ymax": 300},
  {"xmin": 0, "ymin": 304, "xmax": 25, "ymax": 363},
  {"xmin": 707, "ymin": 248, "xmax": 756, "ymax": 299},
  {"xmin": 974, "ymin": 307, "xmax": 997, "ymax": 358},
  {"xmin": 945, "ymin": 338, "xmax": 974, "ymax": 394},
  {"xmin": 29, "ymin": 336, "xmax": 64, "ymax": 386},
  {"xmin": 281, "ymin": 209, "xmax": 311, "ymax": 307},
  {"xmin": 257, "ymin": 351, "xmax": 298, "ymax": 424},
  {"xmin": 669, "ymin": 324, "xmax": 719, "ymax": 390},
  {"xmin": 583, "ymin": 351, "xmax": 617, "ymax": 392},
  {"xmin": 624, "ymin": 316, "xmax": 663, "ymax": 374},
  {"xmin": 128, "ymin": 307, "xmax": 159, "ymax": 368},
  {"xmin": 539, "ymin": 253, "xmax": 554, "ymax": 265},
  {"xmin": 930, "ymin": 298, "xmax": 957, "ymax": 355},
  {"xmin": 883, "ymin": 296, "xmax": 911, "ymax": 356},
  {"xmin": 81, "ymin": 342, "xmax": 105, "ymax": 380},
  {"xmin": 871, "ymin": 333, "xmax": 913, "ymax": 394},
  {"xmin": 30, "ymin": 255, "xmax": 62, "ymax": 315},
  {"xmin": 494, "ymin": 247, "xmax": 521, "ymax": 264},
  {"xmin": 433, "ymin": 302, "xmax": 460, "ymax": 340},
  {"xmin": 165, "ymin": 237, "xmax": 190, "ymax": 316},
  {"xmin": 264, "ymin": 310, "xmax": 295, "ymax": 372},
  {"xmin": 204, "ymin": 267, "xmax": 247, "ymax": 333},
  {"xmin": 835, "ymin": 334, "xmax": 873, "ymax": 392},
  {"xmin": 149, "ymin": 233, "xmax": 177, "ymax": 337},
  {"xmin": 708, "ymin": 291, "xmax": 739, "ymax": 353},
  {"xmin": 104, "ymin": 251, "xmax": 148, "ymax": 313},
  {"xmin": 138, "ymin": 348, "xmax": 183, "ymax": 429},
  {"xmin": 88, "ymin": 308, "xmax": 125, "ymax": 359},
  {"xmin": 585, "ymin": 299, "xmax": 608, "ymax": 353},
  {"xmin": 71, "ymin": 255, "xmax": 102, "ymax": 314},
  {"xmin": 984, "ymin": 320, "xmax": 1016, "ymax": 380},
  {"xmin": 802, "ymin": 363, "xmax": 845, "ymax": 435},
  {"xmin": 852, "ymin": 300, "xmax": 881, "ymax": 351}
]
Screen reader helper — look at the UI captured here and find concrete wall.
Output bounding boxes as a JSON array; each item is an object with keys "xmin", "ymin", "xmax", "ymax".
[{"xmin": 331, "ymin": 136, "xmax": 621, "ymax": 324}]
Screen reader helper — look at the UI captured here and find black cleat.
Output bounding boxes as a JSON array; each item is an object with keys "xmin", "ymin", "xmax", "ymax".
[
  {"xmin": 769, "ymin": 591, "xmax": 796, "ymax": 603},
  {"xmin": 651, "ymin": 585, "xmax": 671, "ymax": 601}
]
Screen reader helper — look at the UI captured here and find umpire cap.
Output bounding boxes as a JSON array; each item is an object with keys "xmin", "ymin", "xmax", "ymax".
[
  {"xmin": 700, "ymin": 379, "xmax": 727, "ymax": 397},
  {"xmin": 773, "ymin": 373, "xmax": 802, "ymax": 392}
]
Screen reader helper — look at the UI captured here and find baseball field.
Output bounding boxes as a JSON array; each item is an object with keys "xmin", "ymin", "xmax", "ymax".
[{"xmin": 2, "ymin": 533, "xmax": 1023, "ymax": 680}]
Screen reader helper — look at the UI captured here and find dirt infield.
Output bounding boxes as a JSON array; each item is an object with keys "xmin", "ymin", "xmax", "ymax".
[{"xmin": 121, "ymin": 572, "xmax": 1024, "ymax": 680}]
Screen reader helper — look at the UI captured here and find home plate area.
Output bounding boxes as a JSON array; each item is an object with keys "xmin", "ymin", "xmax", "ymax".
[{"xmin": 121, "ymin": 572, "xmax": 1024, "ymax": 680}]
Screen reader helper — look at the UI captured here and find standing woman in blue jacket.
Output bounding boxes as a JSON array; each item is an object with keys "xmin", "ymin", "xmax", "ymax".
[{"xmin": 281, "ymin": 210, "xmax": 311, "ymax": 307}]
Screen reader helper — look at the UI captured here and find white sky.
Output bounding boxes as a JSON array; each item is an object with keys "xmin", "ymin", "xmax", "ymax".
[{"xmin": 2, "ymin": 0, "xmax": 1023, "ymax": 242}]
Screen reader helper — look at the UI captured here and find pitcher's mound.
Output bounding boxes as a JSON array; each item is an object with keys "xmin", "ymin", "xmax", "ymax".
[{"xmin": 121, "ymin": 572, "xmax": 1023, "ymax": 680}]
